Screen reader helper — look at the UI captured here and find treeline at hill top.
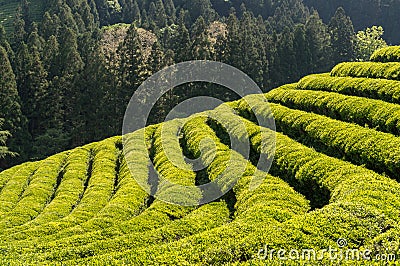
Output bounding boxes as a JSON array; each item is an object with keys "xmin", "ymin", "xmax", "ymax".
[{"xmin": 0, "ymin": 0, "xmax": 395, "ymax": 169}]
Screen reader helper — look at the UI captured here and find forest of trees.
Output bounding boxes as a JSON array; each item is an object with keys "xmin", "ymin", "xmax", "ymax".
[
  {"xmin": 304, "ymin": 0, "xmax": 400, "ymax": 44},
  {"xmin": 0, "ymin": 0, "xmax": 393, "ymax": 169}
]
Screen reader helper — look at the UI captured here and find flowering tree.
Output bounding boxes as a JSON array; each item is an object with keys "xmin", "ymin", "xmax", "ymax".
[{"xmin": 355, "ymin": 26, "xmax": 387, "ymax": 61}]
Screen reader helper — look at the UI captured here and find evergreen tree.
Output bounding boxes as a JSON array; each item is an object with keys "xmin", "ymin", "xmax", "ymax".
[
  {"xmin": 40, "ymin": 36, "xmax": 62, "ymax": 132},
  {"xmin": 88, "ymin": 0, "xmax": 100, "ymax": 26},
  {"xmin": 164, "ymin": 0, "xmax": 176, "ymax": 24},
  {"xmin": 0, "ymin": 120, "xmax": 15, "ymax": 161},
  {"xmin": 239, "ymin": 11, "xmax": 265, "ymax": 85},
  {"xmin": 121, "ymin": 0, "xmax": 141, "ymax": 24},
  {"xmin": 214, "ymin": 33, "xmax": 227, "ymax": 62},
  {"xmin": 27, "ymin": 47, "xmax": 49, "ymax": 138},
  {"xmin": 49, "ymin": 27, "xmax": 84, "ymax": 141},
  {"xmin": 174, "ymin": 13, "xmax": 191, "ymax": 62},
  {"xmin": 31, "ymin": 127, "xmax": 69, "ymax": 160},
  {"xmin": 141, "ymin": 9, "xmax": 150, "ymax": 28},
  {"xmin": 15, "ymin": 43, "xmax": 49, "ymax": 138},
  {"xmin": 132, "ymin": 0, "xmax": 142, "ymax": 23},
  {"xmin": 21, "ymin": 0, "xmax": 32, "ymax": 33},
  {"xmin": 190, "ymin": 16, "xmax": 211, "ymax": 60},
  {"xmin": 225, "ymin": 12, "xmax": 241, "ymax": 67},
  {"xmin": 40, "ymin": 78, "xmax": 64, "ymax": 138},
  {"xmin": 27, "ymin": 22, "xmax": 45, "ymax": 52},
  {"xmin": 56, "ymin": 2, "xmax": 79, "ymax": 32},
  {"xmin": 0, "ymin": 25, "xmax": 14, "ymax": 63},
  {"xmin": 71, "ymin": 44, "xmax": 114, "ymax": 146},
  {"xmin": 118, "ymin": 24, "xmax": 146, "ymax": 88},
  {"xmin": 57, "ymin": 27, "xmax": 84, "ymax": 78},
  {"xmin": 117, "ymin": 24, "xmax": 148, "ymax": 122},
  {"xmin": 14, "ymin": 43, "xmax": 32, "ymax": 108},
  {"xmin": 161, "ymin": 26, "xmax": 173, "ymax": 49},
  {"xmin": 40, "ymin": 12, "xmax": 61, "ymax": 40},
  {"xmin": 149, "ymin": 0, "xmax": 167, "ymax": 28},
  {"xmin": 77, "ymin": 0, "xmax": 97, "ymax": 31},
  {"xmin": 163, "ymin": 49, "xmax": 175, "ymax": 67},
  {"xmin": 127, "ymin": 0, "xmax": 141, "ymax": 24},
  {"xmin": 329, "ymin": 7, "xmax": 355, "ymax": 64},
  {"xmin": 182, "ymin": 0, "xmax": 217, "ymax": 23},
  {"xmin": 269, "ymin": 1, "xmax": 295, "ymax": 32},
  {"xmin": 305, "ymin": 10, "xmax": 332, "ymax": 72},
  {"xmin": 261, "ymin": 28, "xmax": 275, "ymax": 89},
  {"xmin": 57, "ymin": 28, "xmax": 84, "ymax": 129},
  {"xmin": 0, "ymin": 46, "xmax": 24, "ymax": 136},
  {"xmin": 293, "ymin": 24, "xmax": 311, "ymax": 77},
  {"xmin": 148, "ymin": 40, "xmax": 165, "ymax": 73},
  {"xmin": 43, "ymin": 35, "xmax": 60, "ymax": 77},
  {"xmin": 0, "ymin": 46, "xmax": 28, "ymax": 164},
  {"xmin": 94, "ymin": 0, "xmax": 111, "ymax": 26},
  {"xmin": 13, "ymin": 6, "xmax": 27, "ymax": 48},
  {"xmin": 271, "ymin": 27, "xmax": 297, "ymax": 85}
]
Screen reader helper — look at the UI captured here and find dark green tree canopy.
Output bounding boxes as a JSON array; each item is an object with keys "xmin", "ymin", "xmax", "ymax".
[
  {"xmin": 0, "ymin": 46, "xmax": 24, "ymax": 135},
  {"xmin": 329, "ymin": 7, "xmax": 355, "ymax": 63}
]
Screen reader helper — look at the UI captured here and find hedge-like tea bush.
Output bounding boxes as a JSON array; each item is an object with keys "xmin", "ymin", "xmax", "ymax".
[
  {"xmin": 0, "ymin": 148, "xmax": 92, "ymax": 238},
  {"xmin": 0, "ymin": 152, "xmax": 68, "ymax": 229},
  {"xmin": 23, "ymin": 202, "xmax": 231, "ymax": 263},
  {"xmin": 4, "ymin": 52, "xmax": 400, "ymax": 264},
  {"xmin": 0, "ymin": 128, "xmax": 196, "ymax": 257},
  {"xmin": 266, "ymin": 87, "xmax": 400, "ymax": 135},
  {"xmin": 331, "ymin": 61, "xmax": 400, "ymax": 81},
  {"xmin": 234, "ymin": 95, "xmax": 400, "ymax": 179},
  {"xmin": 152, "ymin": 120, "xmax": 201, "ymax": 206},
  {"xmin": 0, "ymin": 164, "xmax": 26, "ymax": 192},
  {"xmin": 0, "ymin": 137, "xmax": 148, "ymax": 246},
  {"xmin": 181, "ymin": 114, "xmax": 309, "ymax": 218},
  {"xmin": 2, "ymin": 101, "xmax": 400, "ymax": 265},
  {"xmin": 297, "ymin": 74, "xmax": 400, "ymax": 104},
  {"xmin": 28, "ymin": 147, "xmax": 91, "ymax": 225},
  {"xmin": 60, "ymin": 115, "xmax": 310, "ymax": 265},
  {"xmin": 217, "ymin": 105, "xmax": 400, "ymax": 259},
  {"xmin": 0, "ymin": 162, "xmax": 39, "ymax": 216},
  {"xmin": 66, "ymin": 110, "xmax": 400, "ymax": 265},
  {"xmin": 236, "ymin": 103, "xmax": 400, "ymax": 211},
  {"xmin": 370, "ymin": 46, "xmax": 400, "ymax": 63}
]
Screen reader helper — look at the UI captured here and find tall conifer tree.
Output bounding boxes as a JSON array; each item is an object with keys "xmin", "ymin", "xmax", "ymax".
[{"xmin": 329, "ymin": 7, "xmax": 355, "ymax": 63}]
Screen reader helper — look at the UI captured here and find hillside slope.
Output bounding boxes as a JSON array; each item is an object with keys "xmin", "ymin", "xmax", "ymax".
[
  {"xmin": 1, "ymin": 47, "xmax": 400, "ymax": 265},
  {"xmin": 0, "ymin": 0, "xmax": 45, "ymax": 32}
]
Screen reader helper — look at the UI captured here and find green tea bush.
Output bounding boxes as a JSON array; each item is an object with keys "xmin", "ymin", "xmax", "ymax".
[
  {"xmin": 266, "ymin": 87, "xmax": 400, "ymax": 135},
  {"xmin": 152, "ymin": 120, "xmax": 201, "ymax": 206},
  {"xmin": 370, "ymin": 46, "xmax": 400, "ymax": 62},
  {"xmin": 3, "ymin": 58, "xmax": 400, "ymax": 264},
  {"xmin": 0, "ymin": 153, "xmax": 68, "ymax": 228},
  {"xmin": 66, "ymin": 116, "xmax": 310, "ymax": 265},
  {"xmin": 0, "ymin": 164, "xmax": 25, "ymax": 192},
  {"xmin": 28, "ymin": 147, "xmax": 91, "ymax": 225},
  {"xmin": 298, "ymin": 74, "xmax": 400, "ymax": 104},
  {"xmin": 0, "ymin": 148, "xmax": 92, "ymax": 238},
  {"xmin": 27, "ymin": 202, "xmax": 230, "ymax": 263},
  {"xmin": 0, "ymin": 162, "xmax": 39, "ymax": 216},
  {"xmin": 331, "ymin": 62, "xmax": 400, "ymax": 81},
  {"xmin": 236, "ymin": 96, "xmax": 400, "ymax": 179}
]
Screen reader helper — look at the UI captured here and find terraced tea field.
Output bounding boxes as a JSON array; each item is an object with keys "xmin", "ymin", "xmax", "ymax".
[
  {"xmin": 1, "ymin": 47, "xmax": 400, "ymax": 265},
  {"xmin": 0, "ymin": 0, "xmax": 45, "ymax": 33}
]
